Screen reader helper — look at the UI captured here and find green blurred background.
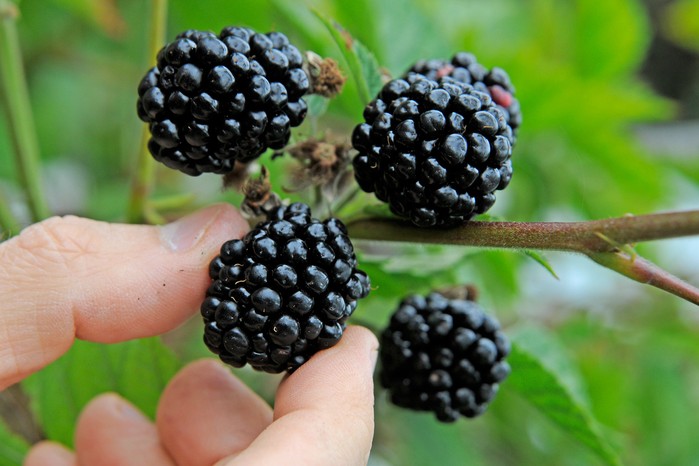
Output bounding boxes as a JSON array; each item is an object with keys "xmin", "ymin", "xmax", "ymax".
[{"xmin": 2, "ymin": 0, "xmax": 699, "ymax": 464}]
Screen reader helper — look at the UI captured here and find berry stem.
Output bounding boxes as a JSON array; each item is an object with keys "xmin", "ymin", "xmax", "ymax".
[
  {"xmin": 126, "ymin": 0, "xmax": 168, "ymax": 224},
  {"xmin": 589, "ymin": 251, "xmax": 699, "ymax": 306},
  {"xmin": 0, "ymin": 0, "xmax": 50, "ymax": 223},
  {"xmin": 346, "ymin": 210, "xmax": 699, "ymax": 253},
  {"xmin": 347, "ymin": 210, "xmax": 699, "ymax": 305}
]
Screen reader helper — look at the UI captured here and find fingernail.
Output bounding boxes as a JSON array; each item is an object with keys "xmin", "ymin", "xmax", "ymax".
[
  {"xmin": 369, "ymin": 344, "xmax": 378, "ymax": 371},
  {"xmin": 113, "ymin": 396, "xmax": 145, "ymax": 421},
  {"xmin": 160, "ymin": 206, "xmax": 222, "ymax": 252}
]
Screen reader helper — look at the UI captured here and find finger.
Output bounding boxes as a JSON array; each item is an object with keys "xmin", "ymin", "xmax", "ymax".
[
  {"xmin": 24, "ymin": 441, "xmax": 75, "ymax": 466},
  {"xmin": 220, "ymin": 326, "xmax": 378, "ymax": 466},
  {"xmin": 74, "ymin": 393, "xmax": 174, "ymax": 466},
  {"xmin": 0, "ymin": 204, "xmax": 247, "ymax": 389},
  {"xmin": 156, "ymin": 359, "xmax": 272, "ymax": 466}
]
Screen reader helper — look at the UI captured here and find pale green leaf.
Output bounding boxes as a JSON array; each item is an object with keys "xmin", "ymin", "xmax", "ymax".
[
  {"xmin": 509, "ymin": 343, "xmax": 622, "ymax": 466},
  {"xmin": 22, "ymin": 338, "xmax": 180, "ymax": 447}
]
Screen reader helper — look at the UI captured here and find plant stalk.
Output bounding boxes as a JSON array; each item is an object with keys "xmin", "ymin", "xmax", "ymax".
[
  {"xmin": 0, "ymin": 0, "xmax": 49, "ymax": 222},
  {"xmin": 347, "ymin": 210, "xmax": 699, "ymax": 253},
  {"xmin": 589, "ymin": 251, "xmax": 699, "ymax": 306},
  {"xmin": 348, "ymin": 210, "xmax": 699, "ymax": 305},
  {"xmin": 0, "ymin": 190, "xmax": 20, "ymax": 236},
  {"xmin": 126, "ymin": 0, "xmax": 167, "ymax": 223}
]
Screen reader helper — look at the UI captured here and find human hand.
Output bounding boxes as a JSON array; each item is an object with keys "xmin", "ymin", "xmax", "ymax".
[{"xmin": 0, "ymin": 204, "xmax": 377, "ymax": 465}]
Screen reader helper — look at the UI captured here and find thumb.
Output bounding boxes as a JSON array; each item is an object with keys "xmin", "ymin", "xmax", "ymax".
[{"xmin": 0, "ymin": 204, "xmax": 247, "ymax": 389}]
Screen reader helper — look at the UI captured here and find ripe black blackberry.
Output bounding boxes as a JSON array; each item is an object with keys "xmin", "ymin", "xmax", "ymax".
[
  {"xmin": 352, "ymin": 74, "xmax": 515, "ymax": 227},
  {"xmin": 201, "ymin": 202, "xmax": 371, "ymax": 373},
  {"xmin": 137, "ymin": 27, "xmax": 311, "ymax": 176},
  {"xmin": 405, "ymin": 52, "xmax": 521, "ymax": 140},
  {"xmin": 379, "ymin": 291, "xmax": 510, "ymax": 422}
]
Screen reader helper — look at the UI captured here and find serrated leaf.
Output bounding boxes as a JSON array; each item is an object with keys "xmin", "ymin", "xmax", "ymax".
[
  {"xmin": 22, "ymin": 338, "xmax": 180, "ymax": 447},
  {"xmin": 353, "ymin": 40, "xmax": 384, "ymax": 99},
  {"xmin": 510, "ymin": 326, "xmax": 590, "ymax": 408},
  {"xmin": 312, "ymin": 11, "xmax": 382, "ymax": 105},
  {"xmin": 305, "ymin": 94, "xmax": 330, "ymax": 119},
  {"xmin": 522, "ymin": 249, "xmax": 559, "ymax": 279},
  {"xmin": 508, "ymin": 343, "xmax": 622, "ymax": 466},
  {"xmin": 0, "ymin": 419, "xmax": 29, "ymax": 466}
]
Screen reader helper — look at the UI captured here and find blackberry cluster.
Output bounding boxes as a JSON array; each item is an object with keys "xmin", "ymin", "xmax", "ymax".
[
  {"xmin": 201, "ymin": 202, "xmax": 371, "ymax": 373},
  {"xmin": 137, "ymin": 27, "xmax": 310, "ymax": 176},
  {"xmin": 406, "ymin": 52, "xmax": 521, "ymax": 139},
  {"xmin": 352, "ymin": 74, "xmax": 515, "ymax": 227},
  {"xmin": 379, "ymin": 292, "xmax": 510, "ymax": 422}
]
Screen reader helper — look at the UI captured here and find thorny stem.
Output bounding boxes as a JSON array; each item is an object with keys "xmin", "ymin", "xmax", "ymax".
[
  {"xmin": 347, "ymin": 210, "xmax": 699, "ymax": 305},
  {"xmin": 0, "ymin": 0, "xmax": 50, "ymax": 222},
  {"xmin": 126, "ymin": 0, "xmax": 167, "ymax": 223},
  {"xmin": 589, "ymin": 252, "xmax": 699, "ymax": 306},
  {"xmin": 347, "ymin": 210, "xmax": 699, "ymax": 252}
]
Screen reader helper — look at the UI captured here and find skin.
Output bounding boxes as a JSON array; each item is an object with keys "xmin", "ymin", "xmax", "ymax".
[{"xmin": 0, "ymin": 204, "xmax": 378, "ymax": 466}]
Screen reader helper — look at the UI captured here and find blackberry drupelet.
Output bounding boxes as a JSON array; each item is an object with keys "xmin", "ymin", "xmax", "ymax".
[
  {"xmin": 379, "ymin": 291, "xmax": 510, "ymax": 422},
  {"xmin": 406, "ymin": 52, "xmax": 521, "ymax": 139},
  {"xmin": 352, "ymin": 74, "xmax": 515, "ymax": 227},
  {"xmin": 201, "ymin": 202, "xmax": 371, "ymax": 373},
  {"xmin": 137, "ymin": 27, "xmax": 310, "ymax": 176}
]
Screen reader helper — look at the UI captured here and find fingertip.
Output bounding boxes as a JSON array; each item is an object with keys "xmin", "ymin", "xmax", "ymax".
[
  {"xmin": 277, "ymin": 325, "xmax": 379, "ymax": 413},
  {"xmin": 341, "ymin": 325, "xmax": 380, "ymax": 367},
  {"xmin": 75, "ymin": 393, "xmax": 173, "ymax": 465},
  {"xmin": 76, "ymin": 392, "xmax": 146, "ymax": 434},
  {"xmin": 157, "ymin": 358, "xmax": 272, "ymax": 466},
  {"xmin": 24, "ymin": 441, "xmax": 74, "ymax": 466}
]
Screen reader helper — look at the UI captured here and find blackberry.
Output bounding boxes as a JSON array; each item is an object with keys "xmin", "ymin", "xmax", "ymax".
[
  {"xmin": 201, "ymin": 202, "xmax": 371, "ymax": 373},
  {"xmin": 379, "ymin": 291, "xmax": 510, "ymax": 422},
  {"xmin": 352, "ymin": 74, "xmax": 515, "ymax": 227},
  {"xmin": 406, "ymin": 52, "xmax": 521, "ymax": 139},
  {"xmin": 137, "ymin": 27, "xmax": 310, "ymax": 176}
]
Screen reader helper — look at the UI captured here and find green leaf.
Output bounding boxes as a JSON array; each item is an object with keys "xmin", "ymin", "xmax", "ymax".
[
  {"xmin": 573, "ymin": 0, "xmax": 650, "ymax": 78},
  {"xmin": 353, "ymin": 40, "xmax": 384, "ymax": 99},
  {"xmin": 522, "ymin": 249, "xmax": 559, "ymax": 279},
  {"xmin": 510, "ymin": 326, "xmax": 590, "ymax": 408},
  {"xmin": 662, "ymin": 0, "xmax": 699, "ymax": 53},
  {"xmin": 47, "ymin": 0, "xmax": 125, "ymax": 36},
  {"xmin": 508, "ymin": 343, "xmax": 622, "ymax": 466},
  {"xmin": 312, "ymin": 11, "xmax": 382, "ymax": 105},
  {"xmin": 305, "ymin": 94, "xmax": 330, "ymax": 119},
  {"xmin": 0, "ymin": 419, "xmax": 29, "ymax": 466},
  {"xmin": 22, "ymin": 338, "xmax": 180, "ymax": 447}
]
